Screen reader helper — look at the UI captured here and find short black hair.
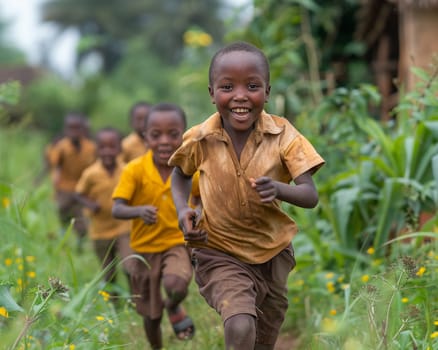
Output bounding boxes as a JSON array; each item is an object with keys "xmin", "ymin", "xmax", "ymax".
[
  {"xmin": 146, "ymin": 102, "xmax": 187, "ymax": 129},
  {"xmin": 95, "ymin": 127, "xmax": 122, "ymax": 143},
  {"xmin": 129, "ymin": 101, "xmax": 151, "ymax": 119},
  {"xmin": 208, "ymin": 41, "xmax": 270, "ymax": 85}
]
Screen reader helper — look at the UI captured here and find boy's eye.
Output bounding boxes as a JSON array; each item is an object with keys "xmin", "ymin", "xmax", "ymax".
[
  {"xmin": 220, "ymin": 84, "xmax": 232, "ymax": 91},
  {"xmin": 248, "ymin": 83, "xmax": 259, "ymax": 90}
]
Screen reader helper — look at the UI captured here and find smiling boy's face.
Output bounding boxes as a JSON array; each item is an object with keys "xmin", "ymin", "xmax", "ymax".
[
  {"xmin": 143, "ymin": 110, "xmax": 185, "ymax": 167},
  {"xmin": 208, "ymin": 50, "xmax": 270, "ymax": 134},
  {"xmin": 97, "ymin": 131, "xmax": 121, "ymax": 169}
]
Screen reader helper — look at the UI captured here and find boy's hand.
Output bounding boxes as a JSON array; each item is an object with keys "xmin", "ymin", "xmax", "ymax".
[
  {"xmin": 137, "ymin": 205, "xmax": 158, "ymax": 224},
  {"xmin": 249, "ymin": 176, "xmax": 278, "ymax": 203},
  {"xmin": 178, "ymin": 207, "xmax": 208, "ymax": 243}
]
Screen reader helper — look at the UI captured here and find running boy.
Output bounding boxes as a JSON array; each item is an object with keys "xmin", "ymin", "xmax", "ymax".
[
  {"xmin": 75, "ymin": 127, "xmax": 132, "ymax": 288},
  {"xmin": 169, "ymin": 42, "xmax": 325, "ymax": 350},
  {"xmin": 50, "ymin": 113, "xmax": 96, "ymax": 251},
  {"xmin": 121, "ymin": 101, "xmax": 151, "ymax": 163},
  {"xmin": 112, "ymin": 103, "xmax": 196, "ymax": 349}
]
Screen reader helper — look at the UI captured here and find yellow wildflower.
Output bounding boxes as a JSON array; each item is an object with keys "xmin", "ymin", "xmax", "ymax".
[
  {"xmin": 366, "ymin": 247, "xmax": 375, "ymax": 255},
  {"xmin": 17, "ymin": 278, "xmax": 23, "ymax": 287},
  {"xmin": 108, "ymin": 319, "xmax": 113, "ymax": 325},
  {"xmin": 329, "ymin": 309, "xmax": 337, "ymax": 316},
  {"xmin": 27, "ymin": 271, "xmax": 36, "ymax": 278},
  {"xmin": 431, "ymin": 331, "xmax": 438, "ymax": 339},
  {"xmin": 325, "ymin": 272, "xmax": 335, "ymax": 279},
  {"xmin": 0, "ymin": 306, "xmax": 8, "ymax": 318},
  {"xmin": 69, "ymin": 344, "xmax": 75, "ymax": 350},
  {"xmin": 434, "ymin": 320, "xmax": 438, "ymax": 326},
  {"xmin": 18, "ymin": 264, "xmax": 23, "ymax": 271},
  {"xmin": 98, "ymin": 290, "xmax": 110, "ymax": 302},
  {"xmin": 96, "ymin": 316, "xmax": 105, "ymax": 321},
  {"xmin": 416, "ymin": 266, "xmax": 426, "ymax": 277},
  {"xmin": 337, "ymin": 275, "xmax": 345, "ymax": 283},
  {"xmin": 401, "ymin": 297, "xmax": 409, "ymax": 303},
  {"xmin": 295, "ymin": 279, "xmax": 304, "ymax": 286},
  {"xmin": 2, "ymin": 197, "xmax": 10, "ymax": 208},
  {"xmin": 25, "ymin": 256, "xmax": 36, "ymax": 263},
  {"xmin": 326, "ymin": 281, "xmax": 335, "ymax": 293},
  {"xmin": 341, "ymin": 283, "xmax": 350, "ymax": 290},
  {"xmin": 5, "ymin": 258, "xmax": 12, "ymax": 266},
  {"xmin": 361, "ymin": 275, "xmax": 369, "ymax": 283}
]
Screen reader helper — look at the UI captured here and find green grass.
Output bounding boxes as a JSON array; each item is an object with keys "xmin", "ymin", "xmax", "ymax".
[{"xmin": 1, "ymin": 127, "xmax": 437, "ymax": 350}]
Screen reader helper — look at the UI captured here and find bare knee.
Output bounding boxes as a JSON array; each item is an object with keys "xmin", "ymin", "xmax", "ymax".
[
  {"xmin": 163, "ymin": 275, "xmax": 188, "ymax": 306},
  {"xmin": 224, "ymin": 314, "xmax": 256, "ymax": 350}
]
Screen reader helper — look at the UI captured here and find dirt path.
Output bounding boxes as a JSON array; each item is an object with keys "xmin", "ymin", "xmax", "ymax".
[{"xmin": 275, "ymin": 333, "xmax": 299, "ymax": 350}]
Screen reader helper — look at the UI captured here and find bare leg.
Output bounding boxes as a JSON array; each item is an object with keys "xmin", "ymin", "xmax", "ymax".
[
  {"xmin": 224, "ymin": 314, "xmax": 256, "ymax": 350},
  {"xmin": 162, "ymin": 274, "xmax": 194, "ymax": 339},
  {"xmin": 143, "ymin": 316, "xmax": 162, "ymax": 350}
]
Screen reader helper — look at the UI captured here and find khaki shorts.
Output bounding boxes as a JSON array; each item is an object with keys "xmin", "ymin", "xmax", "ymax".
[
  {"xmin": 129, "ymin": 245, "xmax": 193, "ymax": 319},
  {"xmin": 192, "ymin": 245, "xmax": 296, "ymax": 345}
]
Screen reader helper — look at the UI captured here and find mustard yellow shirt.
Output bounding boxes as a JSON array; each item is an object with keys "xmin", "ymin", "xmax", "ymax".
[
  {"xmin": 121, "ymin": 132, "xmax": 148, "ymax": 163},
  {"xmin": 169, "ymin": 111, "xmax": 325, "ymax": 264},
  {"xmin": 50, "ymin": 137, "xmax": 97, "ymax": 191},
  {"xmin": 112, "ymin": 150, "xmax": 186, "ymax": 253},
  {"xmin": 76, "ymin": 159, "xmax": 130, "ymax": 240}
]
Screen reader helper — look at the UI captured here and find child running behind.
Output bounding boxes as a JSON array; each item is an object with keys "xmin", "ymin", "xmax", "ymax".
[
  {"xmin": 169, "ymin": 41, "xmax": 325, "ymax": 350},
  {"xmin": 49, "ymin": 113, "xmax": 96, "ymax": 251},
  {"xmin": 121, "ymin": 101, "xmax": 151, "ymax": 163},
  {"xmin": 75, "ymin": 127, "xmax": 132, "ymax": 290},
  {"xmin": 112, "ymin": 103, "xmax": 196, "ymax": 349}
]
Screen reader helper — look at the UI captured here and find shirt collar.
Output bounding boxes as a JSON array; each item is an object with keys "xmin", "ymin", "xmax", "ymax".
[{"xmin": 193, "ymin": 111, "xmax": 284, "ymax": 144}]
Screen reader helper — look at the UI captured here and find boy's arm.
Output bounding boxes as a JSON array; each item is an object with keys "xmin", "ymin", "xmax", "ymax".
[
  {"xmin": 74, "ymin": 192, "xmax": 100, "ymax": 213},
  {"xmin": 171, "ymin": 167, "xmax": 207, "ymax": 242},
  {"xmin": 112, "ymin": 198, "xmax": 158, "ymax": 224},
  {"xmin": 251, "ymin": 170, "xmax": 319, "ymax": 208}
]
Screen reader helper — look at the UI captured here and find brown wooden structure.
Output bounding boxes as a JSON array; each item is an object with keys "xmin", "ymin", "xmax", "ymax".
[{"xmin": 356, "ymin": 0, "xmax": 438, "ymax": 120}]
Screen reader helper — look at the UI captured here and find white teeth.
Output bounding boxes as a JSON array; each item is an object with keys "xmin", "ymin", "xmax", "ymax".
[{"xmin": 232, "ymin": 108, "xmax": 249, "ymax": 113}]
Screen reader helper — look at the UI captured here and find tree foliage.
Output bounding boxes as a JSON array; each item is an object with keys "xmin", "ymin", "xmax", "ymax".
[{"xmin": 42, "ymin": 0, "xmax": 227, "ymax": 72}]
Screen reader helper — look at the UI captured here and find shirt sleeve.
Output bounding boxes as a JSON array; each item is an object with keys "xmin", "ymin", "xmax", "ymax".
[
  {"xmin": 112, "ymin": 163, "xmax": 137, "ymax": 202},
  {"xmin": 282, "ymin": 129, "xmax": 325, "ymax": 180},
  {"xmin": 75, "ymin": 170, "xmax": 91, "ymax": 195},
  {"xmin": 168, "ymin": 128, "xmax": 199, "ymax": 176}
]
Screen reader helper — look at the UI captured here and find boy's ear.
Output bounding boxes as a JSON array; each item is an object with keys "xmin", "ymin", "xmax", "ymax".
[
  {"xmin": 208, "ymin": 86, "xmax": 215, "ymax": 104},
  {"xmin": 265, "ymin": 85, "xmax": 271, "ymax": 103}
]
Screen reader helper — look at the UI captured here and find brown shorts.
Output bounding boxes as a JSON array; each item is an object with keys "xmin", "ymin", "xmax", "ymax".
[
  {"xmin": 129, "ymin": 245, "xmax": 193, "ymax": 319},
  {"xmin": 93, "ymin": 233, "xmax": 132, "ymax": 282},
  {"xmin": 192, "ymin": 245, "xmax": 296, "ymax": 345}
]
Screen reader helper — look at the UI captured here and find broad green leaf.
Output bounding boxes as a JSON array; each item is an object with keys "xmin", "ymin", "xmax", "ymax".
[{"xmin": 0, "ymin": 284, "xmax": 24, "ymax": 312}]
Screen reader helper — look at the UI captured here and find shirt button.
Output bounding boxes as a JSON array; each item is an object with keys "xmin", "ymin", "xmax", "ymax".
[{"xmin": 237, "ymin": 172, "xmax": 241, "ymax": 176}]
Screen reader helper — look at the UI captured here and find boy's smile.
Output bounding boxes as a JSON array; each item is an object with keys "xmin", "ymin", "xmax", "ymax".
[{"xmin": 208, "ymin": 50, "xmax": 270, "ymax": 134}]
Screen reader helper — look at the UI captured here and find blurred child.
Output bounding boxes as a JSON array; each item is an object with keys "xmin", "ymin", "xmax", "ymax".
[
  {"xmin": 121, "ymin": 101, "xmax": 151, "ymax": 163},
  {"xmin": 169, "ymin": 42, "xmax": 325, "ymax": 350},
  {"xmin": 112, "ymin": 103, "xmax": 196, "ymax": 349},
  {"xmin": 50, "ymin": 113, "xmax": 96, "ymax": 251},
  {"xmin": 75, "ymin": 127, "xmax": 132, "ymax": 289}
]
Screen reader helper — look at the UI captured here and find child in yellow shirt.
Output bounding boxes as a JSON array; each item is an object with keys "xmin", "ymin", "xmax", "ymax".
[
  {"xmin": 75, "ymin": 127, "xmax": 132, "ymax": 289},
  {"xmin": 112, "ymin": 103, "xmax": 196, "ymax": 349},
  {"xmin": 50, "ymin": 113, "xmax": 96, "ymax": 251},
  {"xmin": 121, "ymin": 101, "xmax": 151, "ymax": 163}
]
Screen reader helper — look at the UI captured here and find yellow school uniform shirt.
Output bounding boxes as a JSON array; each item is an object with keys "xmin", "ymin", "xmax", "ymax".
[
  {"xmin": 50, "ymin": 137, "xmax": 97, "ymax": 191},
  {"xmin": 112, "ymin": 150, "xmax": 186, "ymax": 253},
  {"xmin": 121, "ymin": 132, "xmax": 148, "ymax": 163},
  {"xmin": 169, "ymin": 111, "xmax": 325, "ymax": 264},
  {"xmin": 76, "ymin": 159, "xmax": 130, "ymax": 240}
]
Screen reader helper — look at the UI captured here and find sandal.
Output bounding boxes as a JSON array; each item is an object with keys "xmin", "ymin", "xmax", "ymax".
[{"xmin": 168, "ymin": 306, "xmax": 195, "ymax": 340}]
